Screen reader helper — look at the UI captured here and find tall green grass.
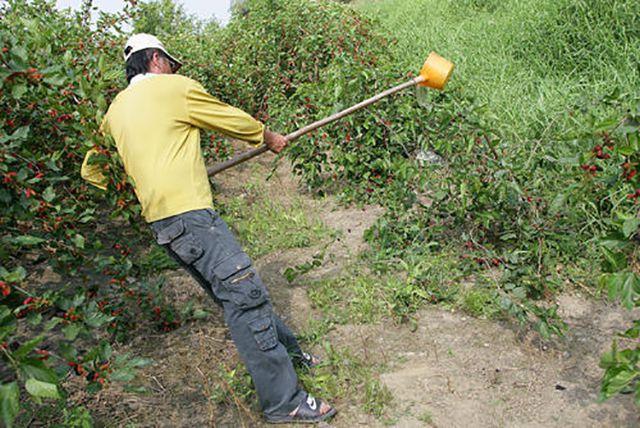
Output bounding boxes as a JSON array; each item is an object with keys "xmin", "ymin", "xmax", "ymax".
[{"xmin": 355, "ymin": 0, "xmax": 639, "ymax": 141}]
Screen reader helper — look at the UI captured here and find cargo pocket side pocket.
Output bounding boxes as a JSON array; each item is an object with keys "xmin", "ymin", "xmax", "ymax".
[
  {"xmin": 156, "ymin": 219, "xmax": 204, "ymax": 265},
  {"xmin": 248, "ymin": 316, "xmax": 278, "ymax": 351},
  {"xmin": 213, "ymin": 253, "xmax": 268, "ymax": 309}
]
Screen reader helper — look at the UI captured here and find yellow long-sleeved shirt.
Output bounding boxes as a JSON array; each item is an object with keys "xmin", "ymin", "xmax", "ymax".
[{"xmin": 81, "ymin": 74, "xmax": 264, "ymax": 222}]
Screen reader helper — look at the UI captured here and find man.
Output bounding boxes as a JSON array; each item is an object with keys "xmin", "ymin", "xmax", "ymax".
[{"xmin": 81, "ymin": 33, "xmax": 336, "ymax": 424}]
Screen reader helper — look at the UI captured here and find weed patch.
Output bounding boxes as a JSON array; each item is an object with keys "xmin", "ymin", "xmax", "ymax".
[
  {"xmin": 299, "ymin": 342, "xmax": 392, "ymax": 417},
  {"xmin": 218, "ymin": 182, "xmax": 332, "ymax": 259}
]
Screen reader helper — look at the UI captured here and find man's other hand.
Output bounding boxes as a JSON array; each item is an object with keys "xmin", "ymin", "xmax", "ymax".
[{"xmin": 264, "ymin": 129, "xmax": 288, "ymax": 154}]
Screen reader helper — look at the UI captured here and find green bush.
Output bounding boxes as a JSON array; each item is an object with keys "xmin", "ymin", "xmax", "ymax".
[
  {"xmin": 2, "ymin": 0, "xmax": 639, "ymax": 423},
  {"xmin": 0, "ymin": 1, "xmax": 209, "ymax": 425}
]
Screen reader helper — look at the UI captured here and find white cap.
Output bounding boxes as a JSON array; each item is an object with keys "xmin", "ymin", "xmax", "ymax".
[{"xmin": 123, "ymin": 33, "xmax": 182, "ymax": 71}]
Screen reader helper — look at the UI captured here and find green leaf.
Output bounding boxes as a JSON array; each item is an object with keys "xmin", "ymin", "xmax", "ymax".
[
  {"xmin": 0, "ymin": 382, "xmax": 19, "ymax": 428},
  {"xmin": 83, "ymin": 310, "xmax": 113, "ymax": 328},
  {"xmin": 622, "ymin": 218, "xmax": 640, "ymax": 238},
  {"xmin": 549, "ymin": 192, "xmax": 567, "ymax": 214},
  {"xmin": 124, "ymin": 385, "xmax": 148, "ymax": 394},
  {"xmin": 84, "ymin": 340, "xmax": 113, "ymax": 362},
  {"xmin": 26, "ymin": 312, "xmax": 42, "ymax": 327},
  {"xmin": 6, "ymin": 126, "xmax": 30, "ymax": 143},
  {"xmin": 601, "ymin": 368, "xmax": 640, "ymax": 399},
  {"xmin": 71, "ymin": 234, "xmax": 85, "ymax": 249},
  {"xmin": 283, "ymin": 267, "xmax": 297, "ymax": 283},
  {"xmin": 10, "ymin": 46, "xmax": 27, "ymax": 62},
  {"xmin": 605, "ymin": 272, "xmax": 640, "ymax": 310},
  {"xmin": 58, "ymin": 342, "xmax": 78, "ymax": 362},
  {"xmin": 620, "ymin": 321, "xmax": 640, "ymax": 339},
  {"xmin": 512, "ymin": 287, "xmax": 527, "ymax": 299},
  {"xmin": 42, "ymin": 186, "xmax": 55, "ymax": 203},
  {"xmin": 85, "ymin": 382, "xmax": 103, "ymax": 394},
  {"xmin": 1, "ymin": 267, "xmax": 26, "ymax": 284},
  {"xmin": 25, "ymin": 379, "xmax": 60, "ymax": 399},
  {"xmin": 19, "ymin": 359, "xmax": 58, "ymax": 383},
  {"xmin": 11, "ymin": 84, "xmax": 27, "ymax": 99},
  {"xmin": 617, "ymin": 145, "xmax": 636, "ymax": 156},
  {"xmin": 0, "ymin": 306, "xmax": 13, "ymax": 325},
  {"xmin": 602, "ymin": 273, "xmax": 622, "ymax": 301},
  {"xmin": 44, "ymin": 317, "xmax": 62, "ymax": 331},
  {"xmin": 13, "ymin": 335, "xmax": 44, "ymax": 360},
  {"xmin": 128, "ymin": 357, "xmax": 153, "ymax": 368},
  {"xmin": 594, "ymin": 117, "xmax": 620, "ymax": 132},
  {"xmin": 620, "ymin": 274, "xmax": 640, "ymax": 310},
  {"xmin": 599, "ymin": 232, "xmax": 629, "ymax": 251},
  {"xmin": 5, "ymin": 235, "xmax": 45, "ymax": 247},
  {"xmin": 191, "ymin": 309, "xmax": 208, "ymax": 319},
  {"xmin": 62, "ymin": 323, "xmax": 81, "ymax": 340},
  {"xmin": 536, "ymin": 321, "xmax": 550, "ymax": 340},
  {"xmin": 96, "ymin": 94, "xmax": 107, "ymax": 111},
  {"xmin": 601, "ymin": 247, "xmax": 628, "ymax": 273},
  {"xmin": 109, "ymin": 369, "xmax": 135, "ymax": 382},
  {"xmin": 43, "ymin": 74, "xmax": 66, "ymax": 86}
]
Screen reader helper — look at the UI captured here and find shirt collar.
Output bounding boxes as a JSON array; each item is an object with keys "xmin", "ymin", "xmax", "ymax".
[{"xmin": 129, "ymin": 73, "xmax": 160, "ymax": 87}]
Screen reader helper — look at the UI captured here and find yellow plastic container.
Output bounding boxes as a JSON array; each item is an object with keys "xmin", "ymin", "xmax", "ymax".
[{"xmin": 419, "ymin": 52, "xmax": 454, "ymax": 90}]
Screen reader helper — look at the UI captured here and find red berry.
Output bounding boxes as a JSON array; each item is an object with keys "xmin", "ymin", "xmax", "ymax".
[
  {"xmin": 0, "ymin": 281, "xmax": 10, "ymax": 297},
  {"xmin": 35, "ymin": 349, "xmax": 50, "ymax": 360},
  {"xmin": 2, "ymin": 171, "xmax": 16, "ymax": 184}
]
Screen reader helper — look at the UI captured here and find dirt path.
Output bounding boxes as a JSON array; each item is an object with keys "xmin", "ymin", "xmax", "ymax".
[
  {"xmin": 325, "ymin": 296, "xmax": 639, "ymax": 427},
  {"xmin": 96, "ymin": 155, "xmax": 638, "ymax": 427}
]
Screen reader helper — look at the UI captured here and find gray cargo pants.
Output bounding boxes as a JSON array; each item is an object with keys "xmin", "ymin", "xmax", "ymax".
[{"xmin": 150, "ymin": 208, "xmax": 306, "ymax": 416}]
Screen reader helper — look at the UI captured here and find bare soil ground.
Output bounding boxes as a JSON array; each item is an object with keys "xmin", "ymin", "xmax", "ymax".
[{"xmin": 90, "ymin": 155, "xmax": 639, "ymax": 427}]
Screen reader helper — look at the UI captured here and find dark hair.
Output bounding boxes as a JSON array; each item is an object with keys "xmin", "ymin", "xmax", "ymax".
[{"xmin": 125, "ymin": 48, "xmax": 170, "ymax": 83}]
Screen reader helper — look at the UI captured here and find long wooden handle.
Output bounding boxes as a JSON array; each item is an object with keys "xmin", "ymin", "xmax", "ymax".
[{"xmin": 207, "ymin": 75, "xmax": 425, "ymax": 176}]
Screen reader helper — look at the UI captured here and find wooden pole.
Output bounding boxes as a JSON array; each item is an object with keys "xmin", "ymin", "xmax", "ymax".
[{"xmin": 207, "ymin": 75, "xmax": 425, "ymax": 177}]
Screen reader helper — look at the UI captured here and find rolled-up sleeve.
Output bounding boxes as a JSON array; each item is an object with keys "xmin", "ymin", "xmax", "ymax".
[
  {"xmin": 80, "ymin": 117, "xmax": 108, "ymax": 190},
  {"xmin": 186, "ymin": 81, "xmax": 264, "ymax": 145},
  {"xmin": 81, "ymin": 148, "xmax": 108, "ymax": 190}
]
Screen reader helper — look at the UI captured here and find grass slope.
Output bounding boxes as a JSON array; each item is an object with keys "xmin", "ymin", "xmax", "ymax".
[{"xmin": 355, "ymin": 0, "xmax": 639, "ymax": 141}]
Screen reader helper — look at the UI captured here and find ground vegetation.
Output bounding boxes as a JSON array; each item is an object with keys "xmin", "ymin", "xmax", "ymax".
[{"xmin": 0, "ymin": 0, "xmax": 638, "ymax": 424}]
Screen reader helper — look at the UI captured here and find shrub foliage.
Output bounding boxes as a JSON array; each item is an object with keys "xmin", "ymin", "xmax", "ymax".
[{"xmin": 0, "ymin": 0, "xmax": 639, "ymax": 424}]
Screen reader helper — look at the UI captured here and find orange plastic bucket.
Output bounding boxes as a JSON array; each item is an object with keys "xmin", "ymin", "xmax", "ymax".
[{"xmin": 419, "ymin": 52, "xmax": 454, "ymax": 90}]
